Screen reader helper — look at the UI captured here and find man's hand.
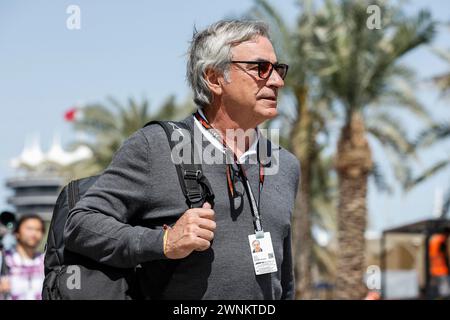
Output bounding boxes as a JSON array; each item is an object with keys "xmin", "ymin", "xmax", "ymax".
[{"xmin": 164, "ymin": 202, "xmax": 216, "ymax": 259}]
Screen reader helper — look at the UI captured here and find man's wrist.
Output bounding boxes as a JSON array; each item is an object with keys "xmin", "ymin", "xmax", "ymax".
[{"xmin": 163, "ymin": 224, "xmax": 171, "ymax": 256}]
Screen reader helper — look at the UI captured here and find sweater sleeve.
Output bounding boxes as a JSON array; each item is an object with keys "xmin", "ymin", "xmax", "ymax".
[{"xmin": 64, "ymin": 130, "xmax": 167, "ymax": 268}]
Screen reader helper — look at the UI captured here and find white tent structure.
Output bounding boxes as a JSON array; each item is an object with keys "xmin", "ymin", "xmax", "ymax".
[{"xmin": 6, "ymin": 133, "xmax": 92, "ymax": 221}]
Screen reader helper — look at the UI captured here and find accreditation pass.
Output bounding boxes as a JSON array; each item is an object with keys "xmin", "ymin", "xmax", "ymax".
[{"xmin": 248, "ymin": 232, "xmax": 277, "ymax": 275}]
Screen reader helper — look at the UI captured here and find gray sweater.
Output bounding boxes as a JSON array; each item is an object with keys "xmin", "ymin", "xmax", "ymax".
[{"xmin": 64, "ymin": 115, "xmax": 300, "ymax": 300}]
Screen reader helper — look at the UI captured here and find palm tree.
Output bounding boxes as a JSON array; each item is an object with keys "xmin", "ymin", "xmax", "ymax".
[
  {"xmin": 251, "ymin": 0, "xmax": 435, "ymax": 299},
  {"xmin": 311, "ymin": 0, "xmax": 435, "ymax": 299},
  {"xmin": 64, "ymin": 95, "xmax": 194, "ymax": 180}
]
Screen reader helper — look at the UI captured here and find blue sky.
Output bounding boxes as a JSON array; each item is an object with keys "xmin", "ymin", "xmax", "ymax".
[{"xmin": 0, "ymin": 0, "xmax": 449, "ymax": 232}]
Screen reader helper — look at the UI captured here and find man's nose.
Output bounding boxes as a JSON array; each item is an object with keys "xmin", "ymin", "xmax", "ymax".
[{"xmin": 267, "ymin": 68, "xmax": 285, "ymax": 88}]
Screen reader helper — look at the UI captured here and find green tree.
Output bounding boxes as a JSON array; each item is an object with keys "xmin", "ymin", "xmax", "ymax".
[
  {"xmin": 251, "ymin": 0, "xmax": 435, "ymax": 299},
  {"xmin": 312, "ymin": 0, "xmax": 435, "ymax": 299},
  {"xmin": 64, "ymin": 96, "xmax": 194, "ymax": 180}
]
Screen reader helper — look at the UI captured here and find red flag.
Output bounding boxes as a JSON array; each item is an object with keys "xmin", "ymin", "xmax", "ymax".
[{"xmin": 64, "ymin": 107, "xmax": 78, "ymax": 122}]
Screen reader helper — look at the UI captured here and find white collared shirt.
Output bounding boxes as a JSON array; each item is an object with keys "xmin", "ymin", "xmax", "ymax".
[{"xmin": 193, "ymin": 108, "xmax": 260, "ymax": 164}]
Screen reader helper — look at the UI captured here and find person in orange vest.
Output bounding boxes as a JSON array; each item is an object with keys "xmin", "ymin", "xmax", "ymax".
[{"xmin": 429, "ymin": 233, "xmax": 450, "ymax": 297}]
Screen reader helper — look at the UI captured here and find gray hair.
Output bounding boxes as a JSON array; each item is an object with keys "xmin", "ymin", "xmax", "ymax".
[{"xmin": 186, "ymin": 20, "xmax": 270, "ymax": 108}]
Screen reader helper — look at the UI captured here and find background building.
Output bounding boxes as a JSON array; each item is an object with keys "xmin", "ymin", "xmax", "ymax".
[{"xmin": 5, "ymin": 134, "xmax": 91, "ymax": 223}]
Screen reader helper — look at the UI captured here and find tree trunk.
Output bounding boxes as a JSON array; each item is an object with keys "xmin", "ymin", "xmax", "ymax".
[
  {"xmin": 334, "ymin": 112, "xmax": 373, "ymax": 299},
  {"xmin": 290, "ymin": 86, "xmax": 314, "ymax": 299}
]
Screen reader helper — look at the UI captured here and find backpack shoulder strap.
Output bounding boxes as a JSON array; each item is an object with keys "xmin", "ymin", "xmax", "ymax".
[
  {"xmin": 143, "ymin": 120, "xmax": 215, "ymax": 209},
  {"xmin": 67, "ymin": 180, "xmax": 79, "ymax": 211}
]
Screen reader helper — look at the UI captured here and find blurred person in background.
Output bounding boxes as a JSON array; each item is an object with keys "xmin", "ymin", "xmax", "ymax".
[
  {"xmin": 0, "ymin": 211, "xmax": 18, "ymax": 253},
  {"xmin": 0, "ymin": 210, "xmax": 17, "ymax": 300},
  {"xmin": 429, "ymin": 232, "xmax": 450, "ymax": 298},
  {"xmin": 0, "ymin": 214, "xmax": 45, "ymax": 300}
]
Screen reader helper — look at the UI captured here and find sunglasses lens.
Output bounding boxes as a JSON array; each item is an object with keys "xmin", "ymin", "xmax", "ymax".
[
  {"xmin": 259, "ymin": 62, "xmax": 272, "ymax": 78},
  {"xmin": 275, "ymin": 65, "xmax": 288, "ymax": 79},
  {"xmin": 235, "ymin": 178, "xmax": 244, "ymax": 194}
]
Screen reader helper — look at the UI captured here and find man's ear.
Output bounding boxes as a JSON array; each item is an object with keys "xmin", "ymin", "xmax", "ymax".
[{"xmin": 204, "ymin": 68, "xmax": 223, "ymax": 96}]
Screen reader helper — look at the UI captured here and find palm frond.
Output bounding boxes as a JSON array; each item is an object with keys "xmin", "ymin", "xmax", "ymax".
[
  {"xmin": 370, "ymin": 161, "xmax": 393, "ymax": 194},
  {"xmin": 415, "ymin": 123, "xmax": 450, "ymax": 147},
  {"xmin": 366, "ymin": 113, "xmax": 415, "ymax": 156},
  {"xmin": 406, "ymin": 158, "xmax": 450, "ymax": 189}
]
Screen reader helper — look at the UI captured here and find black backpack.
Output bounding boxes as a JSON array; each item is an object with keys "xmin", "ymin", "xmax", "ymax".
[{"xmin": 42, "ymin": 120, "xmax": 215, "ymax": 300}]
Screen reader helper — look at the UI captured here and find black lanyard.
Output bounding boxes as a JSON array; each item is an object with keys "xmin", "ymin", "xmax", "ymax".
[{"xmin": 194, "ymin": 111, "xmax": 265, "ymax": 234}]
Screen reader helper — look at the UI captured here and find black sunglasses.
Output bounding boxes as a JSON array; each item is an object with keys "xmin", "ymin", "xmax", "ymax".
[
  {"xmin": 229, "ymin": 163, "xmax": 244, "ymax": 208},
  {"xmin": 230, "ymin": 60, "xmax": 289, "ymax": 80}
]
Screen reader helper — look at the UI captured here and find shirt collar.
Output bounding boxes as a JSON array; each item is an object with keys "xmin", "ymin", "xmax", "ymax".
[{"xmin": 193, "ymin": 109, "xmax": 260, "ymax": 164}]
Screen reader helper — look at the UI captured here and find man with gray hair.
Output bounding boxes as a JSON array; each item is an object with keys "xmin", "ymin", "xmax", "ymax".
[{"xmin": 64, "ymin": 19, "xmax": 300, "ymax": 300}]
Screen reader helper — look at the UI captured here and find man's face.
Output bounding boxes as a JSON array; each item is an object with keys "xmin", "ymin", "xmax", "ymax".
[
  {"xmin": 253, "ymin": 241, "xmax": 261, "ymax": 252},
  {"xmin": 16, "ymin": 218, "xmax": 44, "ymax": 250},
  {"xmin": 221, "ymin": 36, "xmax": 285, "ymax": 123}
]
